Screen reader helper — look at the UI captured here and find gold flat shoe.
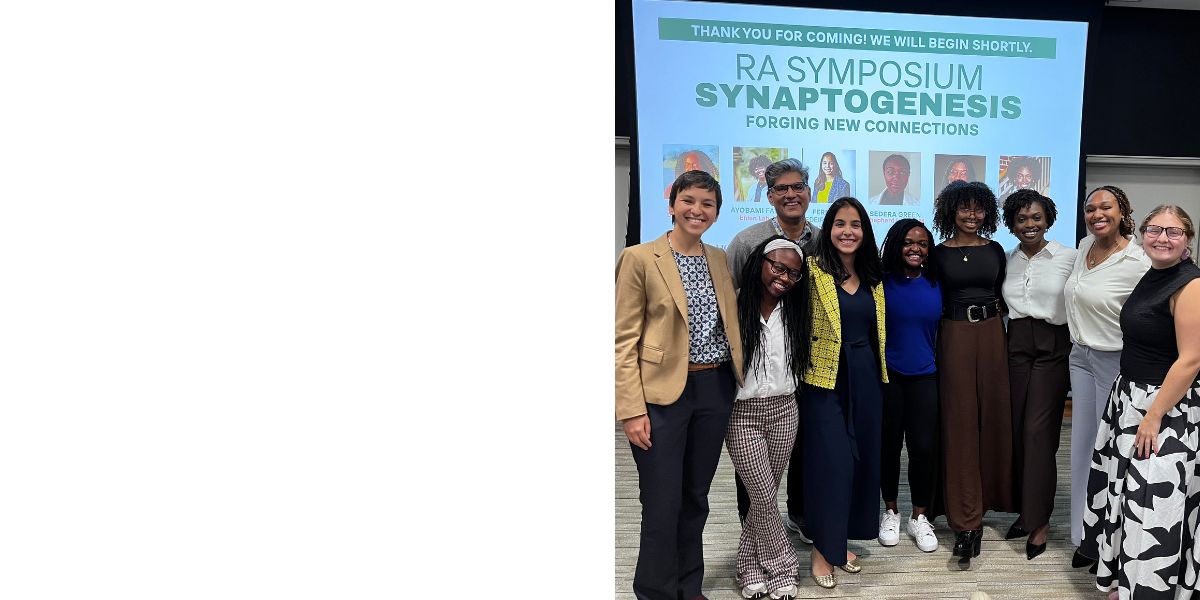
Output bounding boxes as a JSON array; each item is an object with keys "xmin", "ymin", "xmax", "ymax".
[
  {"xmin": 811, "ymin": 571, "xmax": 836, "ymax": 589},
  {"xmin": 839, "ymin": 557, "xmax": 861, "ymax": 573}
]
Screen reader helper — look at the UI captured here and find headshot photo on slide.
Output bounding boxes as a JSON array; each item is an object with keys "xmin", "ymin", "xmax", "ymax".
[
  {"xmin": 733, "ymin": 147, "xmax": 787, "ymax": 202},
  {"xmin": 998, "ymin": 155, "xmax": 1050, "ymax": 204},
  {"xmin": 868, "ymin": 150, "xmax": 920, "ymax": 206},
  {"xmin": 812, "ymin": 150, "xmax": 855, "ymax": 204},
  {"xmin": 663, "ymin": 145, "xmax": 719, "ymax": 199},
  {"xmin": 934, "ymin": 154, "xmax": 986, "ymax": 196}
]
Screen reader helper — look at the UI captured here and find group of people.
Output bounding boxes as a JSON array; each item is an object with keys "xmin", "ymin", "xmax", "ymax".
[{"xmin": 615, "ymin": 157, "xmax": 1200, "ymax": 600}]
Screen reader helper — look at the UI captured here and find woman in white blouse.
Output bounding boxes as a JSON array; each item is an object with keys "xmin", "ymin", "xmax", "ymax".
[
  {"xmin": 999, "ymin": 189, "xmax": 1078, "ymax": 560},
  {"xmin": 1063, "ymin": 185, "xmax": 1150, "ymax": 570},
  {"xmin": 726, "ymin": 236, "xmax": 811, "ymax": 600}
]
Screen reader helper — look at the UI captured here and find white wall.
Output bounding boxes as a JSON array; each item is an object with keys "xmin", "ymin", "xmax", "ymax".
[
  {"xmin": 616, "ymin": 137, "xmax": 631, "ymax": 261},
  {"xmin": 1084, "ymin": 156, "xmax": 1200, "ymax": 257}
]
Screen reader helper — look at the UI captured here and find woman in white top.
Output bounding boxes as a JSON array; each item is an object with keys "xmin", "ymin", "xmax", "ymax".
[
  {"xmin": 999, "ymin": 189, "xmax": 1078, "ymax": 560},
  {"xmin": 1063, "ymin": 185, "xmax": 1150, "ymax": 570},
  {"xmin": 726, "ymin": 236, "xmax": 811, "ymax": 600}
]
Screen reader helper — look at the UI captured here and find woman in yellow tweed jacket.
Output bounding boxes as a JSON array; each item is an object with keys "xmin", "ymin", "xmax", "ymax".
[{"xmin": 801, "ymin": 196, "xmax": 887, "ymax": 590}]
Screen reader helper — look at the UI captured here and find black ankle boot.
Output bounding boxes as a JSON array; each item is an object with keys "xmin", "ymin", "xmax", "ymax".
[{"xmin": 953, "ymin": 530, "xmax": 979, "ymax": 565}]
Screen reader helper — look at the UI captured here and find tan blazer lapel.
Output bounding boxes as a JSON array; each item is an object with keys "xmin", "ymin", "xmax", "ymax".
[{"xmin": 651, "ymin": 233, "xmax": 689, "ymax": 323}]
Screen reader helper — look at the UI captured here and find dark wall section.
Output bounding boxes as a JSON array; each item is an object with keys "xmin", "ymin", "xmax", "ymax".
[{"xmin": 1084, "ymin": 7, "xmax": 1200, "ymax": 157}]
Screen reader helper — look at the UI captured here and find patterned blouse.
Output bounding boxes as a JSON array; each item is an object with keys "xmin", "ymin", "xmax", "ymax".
[{"xmin": 673, "ymin": 251, "xmax": 732, "ymax": 364}]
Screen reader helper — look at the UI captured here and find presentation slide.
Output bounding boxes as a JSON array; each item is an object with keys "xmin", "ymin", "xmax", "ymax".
[{"xmin": 631, "ymin": 0, "xmax": 1088, "ymax": 251}]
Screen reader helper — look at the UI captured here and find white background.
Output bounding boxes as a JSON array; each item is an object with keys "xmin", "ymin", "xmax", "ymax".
[{"xmin": 0, "ymin": 1, "xmax": 613, "ymax": 597}]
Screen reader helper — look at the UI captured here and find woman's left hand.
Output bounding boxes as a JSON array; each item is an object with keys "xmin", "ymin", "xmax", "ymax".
[{"xmin": 1134, "ymin": 413, "xmax": 1162, "ymax": 459}]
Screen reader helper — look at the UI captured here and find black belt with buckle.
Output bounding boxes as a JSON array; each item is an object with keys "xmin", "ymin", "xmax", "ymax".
[{"xmin": 945, "ymin": 302, "xmax": 1001, "ymax": 322}]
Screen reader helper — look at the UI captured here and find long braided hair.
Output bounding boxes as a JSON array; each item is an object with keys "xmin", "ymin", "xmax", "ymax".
[
  {"xmin": 737, "ymin": 236, "xmax": 811, "ymax": 386},
  {"xmin": 1084, "ymin": 185, "xmax": 1136, "ymax": 237}
]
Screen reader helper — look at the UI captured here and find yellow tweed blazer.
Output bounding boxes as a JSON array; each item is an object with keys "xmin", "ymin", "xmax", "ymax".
[{"xmin": 803, "ymin": 256, "xmax": 888, "ymax": 390}]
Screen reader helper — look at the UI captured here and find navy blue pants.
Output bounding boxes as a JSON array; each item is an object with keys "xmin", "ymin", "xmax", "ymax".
[
  {"xmin": 802, "ymin": 350, "xmax": 883, "ymax": 566},
  {"xmin": 630, "ymin": 364, "xmax": 736, "ymax": 600}
]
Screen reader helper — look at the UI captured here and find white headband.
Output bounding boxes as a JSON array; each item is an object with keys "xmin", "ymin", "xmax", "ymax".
[{"xmin": 764, "ymin": 238, "xmax": 804, "ymax": 261}]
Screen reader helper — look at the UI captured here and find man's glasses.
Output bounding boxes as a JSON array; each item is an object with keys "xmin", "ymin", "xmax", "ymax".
[
  {"xmin": 1142, "ymin": 225, "xmax": 1186, "ymax": 240},
  {"xmin": 770, "ymin": 182, "xmax": 808, "ymax": 195},
  {"xmin": 763, "ymin": 257, "xmax": 804, "ymax": 282}
]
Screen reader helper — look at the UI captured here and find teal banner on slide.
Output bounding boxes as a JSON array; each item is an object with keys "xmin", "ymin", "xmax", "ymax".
[{"xmin": 658, "ymin": 18, "xmax": 1057, "ymax": 59}]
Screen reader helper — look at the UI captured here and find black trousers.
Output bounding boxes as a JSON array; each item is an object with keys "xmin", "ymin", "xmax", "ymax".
[
  {"xmin": 1007, "ymin": 318, "xmax": 1070, "ymax": 531},
  {"xmin": 631, "ymin": 364, "xmax": 736, "ymax": 600},
  {"xmin": 880, "ymin": 370, "xmax": 939, "ymax": 508},
  {"xmin": 735, "ymin": 385, "xmax": 804, "ymax": 522}
]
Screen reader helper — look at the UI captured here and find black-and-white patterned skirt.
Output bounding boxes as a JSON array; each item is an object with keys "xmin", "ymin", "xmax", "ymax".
[{"xmin": 1081, "ymin": 373, "xmax": 1200, "ymax": 598}]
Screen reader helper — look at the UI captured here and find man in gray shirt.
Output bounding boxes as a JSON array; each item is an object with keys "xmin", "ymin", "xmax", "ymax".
[
  {"xmin": 727, "ymin": 158, "xmax": 821, "ymax": 287},
  {"xmin": 726, "ymin": 157, "xmax": 820, "ymax": 541}
]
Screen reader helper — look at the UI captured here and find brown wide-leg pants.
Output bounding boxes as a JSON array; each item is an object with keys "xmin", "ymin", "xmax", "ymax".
[
  {"xmin": 1007, "ymin": 317, "xmax": 1071, "ymax": 532},
  {"xmin": 939, "ymin": 316, "xmax": 1015, "ymax": 531}
]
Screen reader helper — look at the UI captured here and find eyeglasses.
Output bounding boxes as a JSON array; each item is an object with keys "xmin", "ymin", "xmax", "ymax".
[
  {"xmin": 763, "ymin": 257, "xmax": 804, "ymax": 282},
  {"xmin": 949, "ymin": 169, "xmax": 969, "ymax": 178},
  {"xmin": 1142, "ymin": 225, "xmax": 1186, "ymax": 240},
  {"xmin": 770, "ymin": 182, "xmax": 808, "ymax": 195},
  {"xmin": 957, "ymin": 206, "xmax": 985, "ymax": 216}
]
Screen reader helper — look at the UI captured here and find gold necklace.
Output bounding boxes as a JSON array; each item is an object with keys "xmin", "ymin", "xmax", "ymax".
[{"xmin": 1087, "ymin": 239, "xmax": 1120, "ymax": 269}]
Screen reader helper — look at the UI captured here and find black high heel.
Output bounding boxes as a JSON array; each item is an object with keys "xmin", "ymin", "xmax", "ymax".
[
  {"xmin": 973, "ymin": 528, "xmax": 983, "ymax": 557},
  {"xmin": 1072, "ymin": 548, "xmax": 1097, "ymax": 569},
  {"xmin": 1026, "ymin": 540, "xmax": 1046, "ymax": 560},
  {"xmin": 1005, "ymin": 523, "xmax": 1028, "ymax": 540}
]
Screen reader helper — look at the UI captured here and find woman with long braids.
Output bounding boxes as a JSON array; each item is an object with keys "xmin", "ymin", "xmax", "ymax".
[
  {"xmin": 725, "ymin": 236, "xmax": 811, "ymax": 600},
  {"xmin": 802, "ymin": 196, "xmax": 887, "ymax": 589},
  {"xmin": 928, "ymin": 180, "xmax": 1015, "ymax": 566},
  {"xmin": 876, "ymin": 219, "xmax": 942, "ymax": 553},
  {"xmin": 1063, "ymin": 185, "xmax": 1149, "ymax": 571}
]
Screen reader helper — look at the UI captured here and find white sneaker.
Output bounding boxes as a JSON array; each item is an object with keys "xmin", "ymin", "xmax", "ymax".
[
  {"xmin": 907, "ymin": 514, "xmax": 939, "ymax": 552},
  {"xmin": 769, "ymin": 584, "xmax": 797, "ymax": 600},
  {"xmin": 878, "ymin": 509, "xmax": 901, "ymax": 546},
  {"xmin": 739, "ymin": 582, "xmax": 766, "ymax": 599},
  {"xmin": 782, "ymin": 513, "xmax": 813, "ymax": 544}
]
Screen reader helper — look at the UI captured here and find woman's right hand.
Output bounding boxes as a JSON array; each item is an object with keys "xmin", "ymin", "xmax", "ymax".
[{"xmin": 623, "ymin": 414, "xmax": 652, "ymax": 450}]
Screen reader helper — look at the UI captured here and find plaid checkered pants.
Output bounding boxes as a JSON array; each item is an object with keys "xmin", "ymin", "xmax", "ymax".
[{"xmin": 725, "ymin": 392, "xmax": 799, "ymax": 591}]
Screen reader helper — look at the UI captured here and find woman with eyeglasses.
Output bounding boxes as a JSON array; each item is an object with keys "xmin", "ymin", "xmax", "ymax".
[
  {"xmin": 1079, "ymin": 205, "xmax": 1200, "ymax": 600},
  {"xmin": 928, "ymin": 180, "xmax": 1015, "ymax": 566},
  {"xmin": 725, "ymin": 236, "xmax": 811, "ymax": 600},
  {"xmin": 616, "ymin": 170, "xmax": 745, "ymax": 600},
  {"xmin": 1063, "ymin": 186, "xmax": 1149, "ymax": 572},
  {"xmin": 875, "ymin": 219, "xmax": 942, "ymax": 554},
  {"xmin": 998, "ymin": 190, "xmax": 1078, "ymax": 560},
  {"xmin": 801, "ymin": 196, "xmax": 886, "ymax": 589}
]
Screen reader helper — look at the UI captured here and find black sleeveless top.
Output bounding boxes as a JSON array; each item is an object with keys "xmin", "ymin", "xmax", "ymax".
[{"xmin": 1119, "ymin": 259, "xmax": 1200, "ymax": 386}]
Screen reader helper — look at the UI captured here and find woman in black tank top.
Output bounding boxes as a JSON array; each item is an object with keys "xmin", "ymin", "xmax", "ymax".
[{"xmin": 1079, "ymin": 205, "xmax": 1200, "ymax": 600}]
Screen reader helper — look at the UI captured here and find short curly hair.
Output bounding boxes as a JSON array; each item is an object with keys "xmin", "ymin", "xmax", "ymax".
[
  {"xmin": 932, "ymin": 180, "xmax": 999, "ymax": 240},
  {"xmin": 1002, "ymin": 189, "xmax": 1058, "ymax": 230}
]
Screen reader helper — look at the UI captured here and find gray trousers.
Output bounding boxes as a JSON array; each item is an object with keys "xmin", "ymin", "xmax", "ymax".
[{"xmin": 1067, "ymin": 344, "xmax": 1122, "ymax": 547}]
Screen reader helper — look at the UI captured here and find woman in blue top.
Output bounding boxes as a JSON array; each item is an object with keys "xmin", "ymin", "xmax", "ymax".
[{"xmin": 876, "ymin": 219, "xmax": 943, "ymax": 554}]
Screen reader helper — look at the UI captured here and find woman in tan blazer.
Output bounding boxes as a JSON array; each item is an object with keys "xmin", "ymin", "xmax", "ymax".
[{"xmin": 616, "ymin": 170, "xmax": 744, "ymax": 600}]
